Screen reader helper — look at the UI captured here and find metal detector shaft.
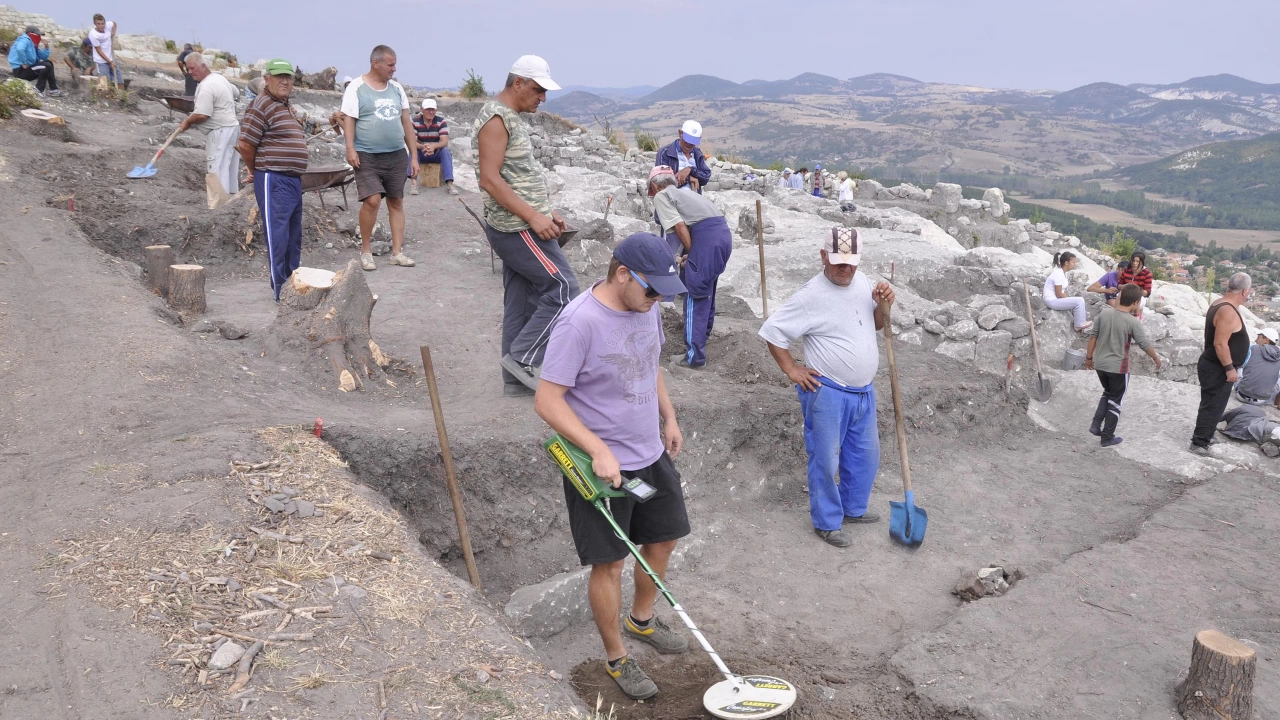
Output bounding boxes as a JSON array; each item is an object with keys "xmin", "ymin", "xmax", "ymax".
[{"xmin": 592, "ymin": 499, "xmax": 738, "ymax": 686}]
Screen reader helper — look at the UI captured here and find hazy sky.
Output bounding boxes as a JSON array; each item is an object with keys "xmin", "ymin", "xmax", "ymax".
[{"xmin": 33, "ymin": 1, "xmax": 1279, "ymax": 91}]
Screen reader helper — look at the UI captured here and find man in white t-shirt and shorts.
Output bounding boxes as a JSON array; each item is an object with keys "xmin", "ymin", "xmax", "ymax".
[
  {"xmin": 176, "ymin": 52, "xmax": 240, "ymax": 196},
  {"xmin": 88, "ymin": 13, "xmax": 122, "ymax": 86},
  {"xmin": 760, "ymin": 228, "xmax": 895, "ymax": 548},
  {"xmin": 341, "ymin": 44, "xmax": 418, "ymax": 271}
]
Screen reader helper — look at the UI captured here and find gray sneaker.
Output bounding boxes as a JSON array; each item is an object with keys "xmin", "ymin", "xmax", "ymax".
[
  {"xmin": 605, "ymin": 656, "xmax": 658, "ymax": 700},
  {"xmin": 500, "ymin": 354, "xmax": 540, "ymax": 391},
  {"xmin": 1188, "ymin": 444, "xmax": 1212, "ymax": 457},
  {"xmin": 623, "ymin": 615, "xmax": 688, "ymax": 654}
]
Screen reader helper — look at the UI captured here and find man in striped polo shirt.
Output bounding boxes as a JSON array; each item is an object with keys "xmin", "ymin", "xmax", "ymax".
[
  {"xmin": 238, "ymin": 59, "xmax": 310, "ymax": 301},
  {"xmin": 409, "ymin": 99, "xmax": 457, "ymax": 196}
]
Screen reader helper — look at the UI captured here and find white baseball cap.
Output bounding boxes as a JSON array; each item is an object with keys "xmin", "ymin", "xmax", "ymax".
[
  {"xmin": 1259, "ymin": 328, "xmax": 1279, "ymax": 344},
  {"xmin": 421, "ymin": 98, "xmax": 437, "ymax": 110},
  {"xmin": 509, "ymin": 55, "xmax": 560, "ymax": 91},
  {"xmin": 680, "ymin": 120, "xmax": 702, "ymax": 146},
  {"xmin": 820, "ymin": 227, "xmax": 861, "ymax": 266}
]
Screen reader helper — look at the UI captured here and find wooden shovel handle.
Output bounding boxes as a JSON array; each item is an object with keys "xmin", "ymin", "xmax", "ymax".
[
  {"xmin": 148, "ymin": 126, "xmax": 184, "ymax": 165},
  {"xmin": 881, "ymin": 301, "xmax": 912, "ymax": 494},
  {"xmin": 1022, "ymin": 280, "xmax": 1044, "ymax": 374}
]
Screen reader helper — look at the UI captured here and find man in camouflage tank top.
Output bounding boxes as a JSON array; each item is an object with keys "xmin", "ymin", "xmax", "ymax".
[{"xmin": 475, "ymin": 55, "xmax": 581, "ymax": 396}]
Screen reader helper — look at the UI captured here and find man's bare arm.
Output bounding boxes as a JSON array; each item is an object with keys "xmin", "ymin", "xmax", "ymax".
[
  {"xmin": 766, "ymin": 342, "xmax": 821, "ymax": 391},
  {"xmin": 477, "ymin": 115, "xmax": 559, "ymax": 239},
  {"xmin": 534, "ymin": 380, "xmax": 622, "ymax": 486}
]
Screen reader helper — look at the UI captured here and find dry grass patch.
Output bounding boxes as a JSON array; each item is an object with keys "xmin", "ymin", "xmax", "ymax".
[{"xmin": 40, "ymin": 426, "xmax": 580, "ymax": 718}]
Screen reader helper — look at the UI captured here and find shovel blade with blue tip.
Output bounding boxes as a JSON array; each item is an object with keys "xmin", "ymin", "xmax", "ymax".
[
  {"xmin": 881, "ymin": 300, "xmax": 928, "ymax": 546},
  {"xmin": 127, "ymin": 126, "xmax": 182, "ymax": 179},
  {"xmin": 889, "ymin": 490, "xmax": 928, "ymax": 546}
]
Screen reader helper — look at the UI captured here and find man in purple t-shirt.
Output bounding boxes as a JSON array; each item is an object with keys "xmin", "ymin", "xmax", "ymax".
[{"xmin": 534, "ymin": 233, "xmax": 691, "ymax": 701}]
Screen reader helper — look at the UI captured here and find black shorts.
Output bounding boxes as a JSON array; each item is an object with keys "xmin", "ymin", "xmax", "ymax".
[
  {"xmin": 563, "ymin": 451, "xmax": 691, "ymax": 566},
  {"xmin": 354, "ymin": 149, "xmax": 409, "ymax": 201}
]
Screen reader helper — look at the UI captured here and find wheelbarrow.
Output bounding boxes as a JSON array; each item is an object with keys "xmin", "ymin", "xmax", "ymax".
[
  {"xmin": 160, "ymin": 95, "xmax": 194, "ymax": 120},
  {"xmin": 301, "ymin": 166, "xmax": 357, "ymax": 211}
]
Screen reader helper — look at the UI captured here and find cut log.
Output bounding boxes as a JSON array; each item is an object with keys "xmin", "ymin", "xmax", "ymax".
[
  {"xmin": 145, "ymin": 245, "xmax": 174, "ymax": 296},
  {"xmin": 419, "ymin": 163, "xmax": 442, "ymax": 188},
  {"xmin": 1175, "ymin": 629, "xmax": 1255, "ymax": 719},
  {"xmin": 265, "ymin": 261, "xmax": 388, "ymax": 391},
  {"xmin": 167, "ymin": 264, "xmax": 206, "ymax": 315}
]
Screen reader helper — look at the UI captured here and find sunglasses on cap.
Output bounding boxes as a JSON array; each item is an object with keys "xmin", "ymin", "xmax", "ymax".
[{"xmin": 628, "ymin": 270, "xmax": 661, "ymax": 299}]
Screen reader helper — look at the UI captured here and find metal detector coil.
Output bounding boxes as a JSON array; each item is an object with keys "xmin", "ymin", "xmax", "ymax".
[{"xmin": 543, "ymin": 434, "xmax": 797, "ymax": 719}]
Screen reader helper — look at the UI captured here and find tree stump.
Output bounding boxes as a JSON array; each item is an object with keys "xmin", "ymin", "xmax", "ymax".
[
  {"xmin": 1175, "ymin": 629, "xmax": 1255, "ymax": 719},
  {"xmin": 167, "ymin": 264, "xmax": 206, "ymax": 315},
  {"xmin": 145, "ymin": 245, "xmax": 174, "ymax": 296},
  {"xmin": 265, "ymin": 260, "xmax": 390, "ymax": 391}
]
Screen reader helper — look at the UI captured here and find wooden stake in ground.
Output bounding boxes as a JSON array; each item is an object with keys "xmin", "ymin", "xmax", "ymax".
[
  {"xmin": 144, "ymin": 245, "xmax": 174, "ymax": 297},
  {"xmin": 755, "ymin": 199, "xmax": 768, "ymax": 317},
  {"xmin": 419, "ymin": 345, "xmax": 482, "ymax": 593},
  {"xmin": 1175, "ymin": 629, "xmax": 1255, "ymax": 719},
  {"xmin": 167, "ymin": 264, "xmax": 206, "ymax": 314}
]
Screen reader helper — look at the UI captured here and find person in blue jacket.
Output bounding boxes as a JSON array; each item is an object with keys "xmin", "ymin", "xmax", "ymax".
[
  {"xmin": 8, "ymin": 25, "xmax": 60, "ymax": 97},
  {"xmin": 654, "ymin": 120, "xmax": 711, "ymax": 193}
]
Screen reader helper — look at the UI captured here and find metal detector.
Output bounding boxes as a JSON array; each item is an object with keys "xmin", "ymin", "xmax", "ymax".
[{"xmin": 544, "ymin": 435, "xmax": 798, "ymax": 719}]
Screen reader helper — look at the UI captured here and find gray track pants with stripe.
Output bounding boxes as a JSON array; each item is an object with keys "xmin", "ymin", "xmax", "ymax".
[{"xmin": 485, "ymin": 225, "xmax": 581, "ymax": 386}]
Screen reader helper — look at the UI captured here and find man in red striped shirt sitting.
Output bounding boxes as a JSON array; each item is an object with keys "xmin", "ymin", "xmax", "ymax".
[{"xmin": 409, "ymin": 99, "xmax": 458, "ymax": 196}]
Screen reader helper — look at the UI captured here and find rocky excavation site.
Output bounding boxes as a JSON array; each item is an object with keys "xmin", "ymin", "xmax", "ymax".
[{"xmin": 2, "ymin": 24, "xmax": 1280, "ymax": 720}]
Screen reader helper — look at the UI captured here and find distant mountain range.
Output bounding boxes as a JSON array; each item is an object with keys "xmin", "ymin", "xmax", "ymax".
[{"xmin": 542, "ymin": 71, "xmax": 1280, "ymax": 180}]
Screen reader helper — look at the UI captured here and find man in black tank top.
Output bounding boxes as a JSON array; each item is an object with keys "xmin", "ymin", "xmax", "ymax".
[{"xmin": 1191, "ymin": 272, "xmax": 1254, "ymax": 453}]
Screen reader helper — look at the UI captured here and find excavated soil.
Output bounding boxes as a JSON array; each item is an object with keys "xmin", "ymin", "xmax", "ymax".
[{"xmin": 4, "ymin": 75, "xmax": 1276, "ymax": 720}]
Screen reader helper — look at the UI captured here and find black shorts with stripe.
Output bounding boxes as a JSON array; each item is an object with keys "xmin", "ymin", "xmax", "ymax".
[{"xmin": 563, "ymin": 451, "xmax": 691, "ymax": 566}]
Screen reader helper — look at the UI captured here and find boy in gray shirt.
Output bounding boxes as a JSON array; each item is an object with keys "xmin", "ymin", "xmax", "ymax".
[{"xmin": 1084, "ymin": 284, "xmax": 1162, "ymax": 446}]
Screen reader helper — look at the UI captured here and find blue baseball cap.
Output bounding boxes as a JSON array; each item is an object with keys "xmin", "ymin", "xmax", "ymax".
[{"xmin": 613, "ymin": 233, "xmax": 686, "ymax": 298}]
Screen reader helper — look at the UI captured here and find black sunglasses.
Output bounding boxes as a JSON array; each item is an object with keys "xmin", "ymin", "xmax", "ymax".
[{"xmin": 628, "ymin": 270, "xmax": 661, "ymax": 298}]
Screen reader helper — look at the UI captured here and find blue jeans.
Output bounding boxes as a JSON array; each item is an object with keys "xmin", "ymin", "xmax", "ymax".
[
  {"xmin": 416, "ymin": 146, "xmax": 454, "ymax": 183},
  {"xmin": 798, "ymin": 378, "xmax": 880, "ymax": 531},
  {"xmin": 95, "ymin": 62, "xmax": 122, "ymax": 83}
]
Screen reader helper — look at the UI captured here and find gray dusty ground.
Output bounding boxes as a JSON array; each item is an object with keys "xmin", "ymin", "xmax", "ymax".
[{"xmin": 1, "ymin": 79, "xmax": 1277, "ymax": 720}]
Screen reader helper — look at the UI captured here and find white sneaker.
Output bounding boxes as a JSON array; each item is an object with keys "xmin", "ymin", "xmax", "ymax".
[
  {"xmin": 390, "ymin": 253, "xmax": 415, "ymax": 267},
  {"xmin": 447, "ymin": 182, "xmax": 459, "ymax": 196},
  {"xmin": 410, "ymin": 181, "xmax": 419, "ymax": 196},
  {"xmin": 361, "ymin": 252, "xmax": 376, "ymax": 271},
  {"xmin": 48, "ymin": 89, "xmax": 62, "ymax": 97}
]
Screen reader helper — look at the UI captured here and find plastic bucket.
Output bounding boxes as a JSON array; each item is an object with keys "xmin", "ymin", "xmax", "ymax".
[{"xmin": 1062, "ymin": 348, "xmax": 1086, "ymax": 371}]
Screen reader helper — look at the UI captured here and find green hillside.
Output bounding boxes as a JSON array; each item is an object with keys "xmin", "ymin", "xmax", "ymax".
[{"xmin": 1115, "ymin": 132, "xmax": 1280, "ymax": 228}]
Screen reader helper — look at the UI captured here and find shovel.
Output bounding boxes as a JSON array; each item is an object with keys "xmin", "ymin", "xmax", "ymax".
[
  {"xmin": 883, "ymin": 301, "xmax": 927, "ymax": 546},
  {"xmin": 1021, "ymin": 280, "xmax": 1053, "ymax": 402},
  {"xmin": 128, "ymin": 126, "xmax": 183, "ymax": 179}
]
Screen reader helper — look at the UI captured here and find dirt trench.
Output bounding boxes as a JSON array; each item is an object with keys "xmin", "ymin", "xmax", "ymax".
[{"xmin": 315, "ymin": 313, "xmax": 1099, "ymax": 719}]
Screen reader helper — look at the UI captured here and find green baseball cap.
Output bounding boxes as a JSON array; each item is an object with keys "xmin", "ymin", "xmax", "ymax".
[{"xmin": 265, "ymin": 59, "xmax": 294, "ymax": 76}]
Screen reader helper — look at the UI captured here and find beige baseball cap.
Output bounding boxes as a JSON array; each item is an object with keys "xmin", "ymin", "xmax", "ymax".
[
  {"xmin": 509, "ymin": 55, "xmax": 560, "ymax": 91},
  {"xmin": 820, "ymin": 227, "xmax": 861, "ymax": 266}
]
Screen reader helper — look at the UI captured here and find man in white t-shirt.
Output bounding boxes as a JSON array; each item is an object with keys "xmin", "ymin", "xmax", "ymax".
[
  {"xmin": 340, "ymin": 44, "xmax": 418, "ymax": 270},
  {"xmin": 837, "ymin": 171, "xmax": 856, "ymax": 210},
  {"xmin": 176, "ymin": 52, "xmax": 241, "ymax": 196},
  {"xmin": 88, "ymin": 13, "xmax": 121, "ymax": 85},
  {"xmin": 759, "ymin": 227, "xmax": 895, "ymax": 548}
]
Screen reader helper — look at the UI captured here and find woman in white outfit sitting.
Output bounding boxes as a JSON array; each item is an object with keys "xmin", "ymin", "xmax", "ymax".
[{"xmin": 1043, "ymin": 251, "xmax": 1092, "ymax": 332}]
